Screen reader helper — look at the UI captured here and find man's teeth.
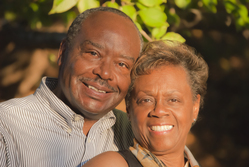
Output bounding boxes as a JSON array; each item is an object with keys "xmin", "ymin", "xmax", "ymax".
[
  {"xmin": 151, "ymin": 125, "xmax": 173, "ymax": 131},
  {"xmin": 88, "ymin": 85, "xmax": 106, "ymax": 93}
]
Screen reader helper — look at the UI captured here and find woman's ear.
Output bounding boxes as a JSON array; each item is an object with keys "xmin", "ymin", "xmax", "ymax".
[
  {"xmin": 193, "ymin": 94, "xmax": 201, "ymax": 120},
  {"xmin": 126, "ymin": 105, "xmax": 131, "ymax": 121},
  {"xmin": 57, "ymin": 39, "xmax": 67, "ymax": 66}
]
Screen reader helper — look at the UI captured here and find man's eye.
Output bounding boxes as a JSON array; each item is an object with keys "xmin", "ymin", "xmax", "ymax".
[
  {"xmin": 90, "ymin": 51, "xmax": 97, "ymax": 56},
  {"xmin": 143, "ymin": 99, "xmax": 151, "ymax": 103}
]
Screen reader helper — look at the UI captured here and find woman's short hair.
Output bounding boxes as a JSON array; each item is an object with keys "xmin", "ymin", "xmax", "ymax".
[{"xmin": 125, "ymin": 40, "xmax": 209, "ymax": 109}]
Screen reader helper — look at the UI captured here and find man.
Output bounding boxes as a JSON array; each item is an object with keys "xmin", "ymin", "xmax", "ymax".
[{"xmin": 0, "ymin": 7, "xmax": 143, "ymax": 167}]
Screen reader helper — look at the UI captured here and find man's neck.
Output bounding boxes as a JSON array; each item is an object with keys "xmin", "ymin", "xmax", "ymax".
[
  {"xmin": 83, "ymin": 118, "xmax": 98, "ymax": 135},
  {"xmin": 52, "ymin": 83, "xmax": 99, "ymax": 135}
]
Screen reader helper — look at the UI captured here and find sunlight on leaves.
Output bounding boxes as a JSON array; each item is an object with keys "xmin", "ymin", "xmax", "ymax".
[
  {"xmin": 4, "ymin": 11, "xmax": 16, "ymax": 21},
  {"xmin": 77, "ymin": 0, "xmax": 99, "ymax": 13},
  {"xmin": 175, "ymin": 0, "xmax": 191, "ymax": 9},
  {"xmin": 105, "ymin": 1, "xmax": 119, "ymax": 9},
  {"xmin": 49, "ymin": 0, "xmax": 78, "ymax": 14},
  {"xmin": 121, "ymin": 5, "xmax": 137, "ymax": 21},
  {"xmin": 138, "ymin": 0, "xmax": 166, "ymax": 7},
  {"xmin": 151, "ymin": 22, "xmax": 169, "ymax": 39},
  {"xmin": 138, "ymin": 7, "xmax": 167, "ymax": 27},
  {"xmin": 135, "ymin": 21, "xmax": 142, "ymax": 31},
  {"xmin": 161, "ymin": 32, "xmax": 186, "ymax": 43},
  {"xmin": 202, "ymin": 0, "xmax": 217, "ymax": 13}
]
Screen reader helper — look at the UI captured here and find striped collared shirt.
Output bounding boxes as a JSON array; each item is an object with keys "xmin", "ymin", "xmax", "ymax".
[{"xmin": 0, "ymin": 77, "xmax": 133, "ymax": 167}]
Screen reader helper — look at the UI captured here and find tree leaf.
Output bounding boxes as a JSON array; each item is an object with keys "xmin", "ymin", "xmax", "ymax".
[
  {"xmin": 49, "ymin": 0, "xmax": 78, "ymax": 14},
  {"xmin": 121, "ymin": 5, "xmax": 137, "ymax": 21},
  {"xmin": 136, "ymin": 2, "xmax": 148, "ymax": 10},
  {"xmin": 77, "ymin": 0, "xmax": 99, "ymax": 13},
  {"xmin": 175, "ymin": 0, "xmax": 191, "ymax": 9},
  {"xmin": 135, "ymin": 21, "xmax": 142, "ymax": 31},
  {"xmin": 138, "ymin": 0, "xmax": 166, "ymax": 7},
  {"xmin": 202, "ymin": 0, "xmax": 217, "ymax": 13},
  {"xmin": 104, "ymin": 2, "xmax": 119, "ymax": 9},
  {"xmin": 151, "ymin": 22, "xmax": 169, "ymax": 39},
  {"xmin": 138, "ymin": 7, "xmax": 167, "ymax": 27},
  {"xmin": 161, "ymin": 32, "xmax": 186, "ymax": 43},
  {"xmin": 223, "ymin": 0, "xmax": 237, "ymax": 14}
]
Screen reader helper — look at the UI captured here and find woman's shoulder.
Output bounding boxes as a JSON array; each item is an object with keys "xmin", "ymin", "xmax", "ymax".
[{"xmin": 82, "ymin": 151, "xmax": 129, "ymax": 167}]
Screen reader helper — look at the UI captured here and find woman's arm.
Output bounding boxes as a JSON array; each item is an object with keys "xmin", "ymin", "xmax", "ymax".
[{"xmin": 82, "ymin": 151, "xmax": 129, "ymax": 167}]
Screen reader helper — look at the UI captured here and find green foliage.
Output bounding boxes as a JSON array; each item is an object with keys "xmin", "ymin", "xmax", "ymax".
[
  {"xmin": 161, "ymin": 32, "xmax": 186, "ymax": 43},
  {"xmin": 77, "ymin": 0, "xmax": 100, "ymax": 13},
  {"xmin": 47, "ymin": 0, "xmax": 249, "ymax": 42},
  {"xmin": 138, "ymin": 8, "xmax": 167, "ymax": 27},
  {"xmin": 121, "ymin": 5, "xmax": 137, "ymax": 20},
  {"xmin": 49, "ymin": 0, "xmax": 78, "ymax": 14},
  {"xmin": 202, "ymin": 0, "xmax": 218, "ymax": 13},
  {"xmin": 47, "ymin": 0, "xmax": 186, "ymax": 43},
  {"xmin": 223, "ymin": 0, "xmax": 249, "ymax": 29},
  {"xmin": 2, "ymin": 0, "xmax": 248, "ymax": 41},
  {"xmin": 175, "ymin": 0, "xmax": 191, "ymax": 9},
  {"xmin": 104, "ymin": 1, "xmax": 119, "ymax": 9}
]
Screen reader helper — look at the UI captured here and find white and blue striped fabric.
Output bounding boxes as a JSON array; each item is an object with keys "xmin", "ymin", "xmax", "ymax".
[{"xmin": 0, "ymin": 77, "xmax": 133, "ymax": 167}]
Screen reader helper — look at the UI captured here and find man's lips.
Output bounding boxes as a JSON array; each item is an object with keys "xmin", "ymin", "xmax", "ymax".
[
  {"xmin": 88, "ymin": 85, "xmax": 106, "ymax": 93},
  {"xmin": 79, "ymin": 77, "xmax": 118, "ymax": 93}
]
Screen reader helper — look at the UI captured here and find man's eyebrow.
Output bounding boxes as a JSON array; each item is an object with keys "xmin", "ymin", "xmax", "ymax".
[
  {"xmin": 81, "ymin": 40, "xmax": 104, "ymax": 49},
  {"xmin": 80, "ymin": 40, "xmax": 136, "ymax": 62}
]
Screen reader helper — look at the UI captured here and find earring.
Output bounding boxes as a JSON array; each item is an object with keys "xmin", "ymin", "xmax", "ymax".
[{"xmin": 193, "ymin": 118, "xmax": 196, "ymax": 122}]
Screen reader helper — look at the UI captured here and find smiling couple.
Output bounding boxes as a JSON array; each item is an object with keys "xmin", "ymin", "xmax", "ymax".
[{"xmin": 0, "ymin": 6, "xmax": 208, "ymax": 167}]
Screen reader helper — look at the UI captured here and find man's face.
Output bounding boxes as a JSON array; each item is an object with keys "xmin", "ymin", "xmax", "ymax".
[{"xmin": 58, "ymin": 11, "xmax": 141, "ymax": 119}]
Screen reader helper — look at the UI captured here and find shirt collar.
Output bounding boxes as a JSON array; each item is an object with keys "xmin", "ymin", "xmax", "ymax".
[{"xmin": 34, "ymin": 77, "xmax": 116, "ymax": 132}]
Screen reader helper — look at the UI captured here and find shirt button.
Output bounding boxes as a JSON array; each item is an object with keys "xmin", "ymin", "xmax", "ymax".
[
  {"xmin": 74, "ymin": 115, "xmax": 81, "ymax": 121},
  {"xmin": 67, "ymin": 128, "xmax": 72, "ymax": 133},
  {"xmin": 88, "ymin": 139, "xmax": 91, "ymax": 143}
]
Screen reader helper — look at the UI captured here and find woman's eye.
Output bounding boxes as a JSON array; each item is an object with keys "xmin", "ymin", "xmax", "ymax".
[
  {"xmin": 137, "ymin": 98, "xmax": 153, "ymax": 105},
  {"xmin": 170, "ymin": 98, "xmax": 178, "ymax": 103},
  {"xmin": 118, "ymin": 62, "xmax": 128, "ymax": 68}
]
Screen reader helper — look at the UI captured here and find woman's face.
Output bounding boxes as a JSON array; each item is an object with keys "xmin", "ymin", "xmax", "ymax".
[{"xmin": 128, "ymin": 65, "xmax": 200, "ymax": 155}]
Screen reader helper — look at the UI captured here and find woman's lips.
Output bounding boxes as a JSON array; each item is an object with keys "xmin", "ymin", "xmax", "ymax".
[{"xmin": 150, "ymin": 125, "xmax": 174, "ymax": 132}]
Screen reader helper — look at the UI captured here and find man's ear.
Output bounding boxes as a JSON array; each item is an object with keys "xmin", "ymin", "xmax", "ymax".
[{"xmin": 57, "ymin": 39, "xmax": 67, "ymax": 66}]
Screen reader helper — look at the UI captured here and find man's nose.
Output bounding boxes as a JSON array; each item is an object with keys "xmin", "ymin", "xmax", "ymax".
[{"xmin": 92, "ymin": 59, "xmax": 114, "ymax": 81}]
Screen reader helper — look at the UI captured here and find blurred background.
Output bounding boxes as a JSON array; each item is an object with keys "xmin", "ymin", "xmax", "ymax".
[{"xmin": 0, "ymin": 0, "xmax": 249, "ymax": 166}]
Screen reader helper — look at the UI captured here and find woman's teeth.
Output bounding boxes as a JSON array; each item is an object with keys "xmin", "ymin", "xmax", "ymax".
[
  {"xmin": 151, "ymin": 125, "xmax": 173, "ymax": 131},
  {"xmin": 88, "ymin": 85, "xmax": 106, "ymax": 93}
]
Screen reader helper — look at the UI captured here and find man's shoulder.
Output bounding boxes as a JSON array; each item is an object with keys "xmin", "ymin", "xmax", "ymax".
[{"xmin": 0, "ymin": 95, "xmax": 37, "ymax": 111}]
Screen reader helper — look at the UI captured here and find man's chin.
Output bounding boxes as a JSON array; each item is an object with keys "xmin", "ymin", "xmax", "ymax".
[{"xmin": 80, "ymin": 109, "xmax": 109, "ymax": 120}]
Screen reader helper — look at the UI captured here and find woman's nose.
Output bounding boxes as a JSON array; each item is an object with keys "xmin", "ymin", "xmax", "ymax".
[{"xmin": 149, "ymin": 101, "xmax": 170, "ymax": 118}]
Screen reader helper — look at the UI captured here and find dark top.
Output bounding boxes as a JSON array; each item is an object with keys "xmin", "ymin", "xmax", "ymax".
[{"xmin": 118, "ymin": 149, "xmax": 143, "ymax": 167}]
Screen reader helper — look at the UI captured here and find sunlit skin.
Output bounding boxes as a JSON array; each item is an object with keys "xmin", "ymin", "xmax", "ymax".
[
  {"xmin": 53, "ymin": 11, "xmax": 141, "ymax": 134},
  {"xmin": 128, "ymin": 65, "xmax": 200, "ymax": 167}
]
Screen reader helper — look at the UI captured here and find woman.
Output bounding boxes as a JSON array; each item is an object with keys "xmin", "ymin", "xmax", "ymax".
[{"xmin": 83, "ymin": 40, "xmax": 209, "ymax": 167}]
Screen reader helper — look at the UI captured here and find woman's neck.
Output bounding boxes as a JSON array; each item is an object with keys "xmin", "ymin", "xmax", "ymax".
[{"xmin": 157, "ymin": 152, "xmax": 185, "ymax": 167}]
